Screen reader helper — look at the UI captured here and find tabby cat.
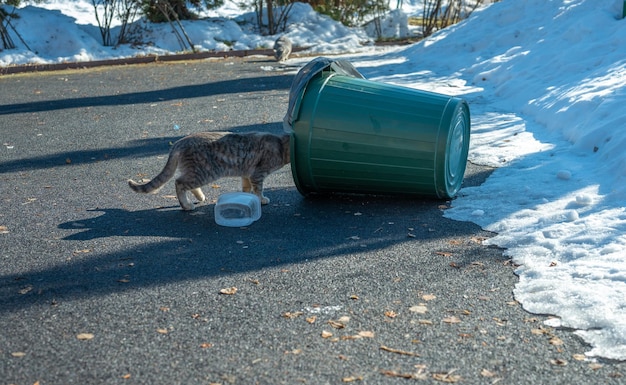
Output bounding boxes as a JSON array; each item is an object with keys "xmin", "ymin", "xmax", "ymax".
[{"xmin": 128, "ymin": 131, "xmax": 291, "ymax": 210}]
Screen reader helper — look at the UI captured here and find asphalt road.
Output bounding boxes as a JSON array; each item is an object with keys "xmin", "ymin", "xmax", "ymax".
[{"xmin": 0, "ymin": 57, "xmax": 624, "ymax": 385}]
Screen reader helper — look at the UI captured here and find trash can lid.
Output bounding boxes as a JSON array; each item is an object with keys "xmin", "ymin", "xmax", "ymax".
[{"xmin": 283, "ymin": 57, "xmax": 365, "ymax": 132}]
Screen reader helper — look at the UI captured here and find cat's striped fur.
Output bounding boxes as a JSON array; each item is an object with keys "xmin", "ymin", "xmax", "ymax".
[{"xmin": 128, "ymin": 131, "xmax": 290, "ymax": 210}]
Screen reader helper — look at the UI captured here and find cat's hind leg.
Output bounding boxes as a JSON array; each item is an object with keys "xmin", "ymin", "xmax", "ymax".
[
  {"xmin": 190, "ymin": 188, "xmax": 205, "ymax": 203},
  {"xmin": 242, "ymin": 177, "xmax": 252, "ymax": 193},
  {"xmin": 175, "ymin": 180, "xmax": 195, "ymax": 211}
]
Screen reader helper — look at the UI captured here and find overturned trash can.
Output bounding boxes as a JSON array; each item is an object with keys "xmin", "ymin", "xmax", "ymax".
[{"xmin": 284, "ymin": 57, "xmax": 470, "ymax": 199}]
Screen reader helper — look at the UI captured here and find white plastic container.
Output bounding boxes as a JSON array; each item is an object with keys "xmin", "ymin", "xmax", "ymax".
[{"xmin": 214, "ymin": 192, "xmax": 261, "ymax": 227}]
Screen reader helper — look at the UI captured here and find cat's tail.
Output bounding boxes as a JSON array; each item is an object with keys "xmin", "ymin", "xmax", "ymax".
[{"xmin": 128, "ymin": 152, "xmax": 178, "ymax": 194}]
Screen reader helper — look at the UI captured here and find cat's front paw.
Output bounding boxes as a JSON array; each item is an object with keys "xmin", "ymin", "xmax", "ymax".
[
  {"xmin": 260, "ymin": 196, "xmax": 270, "ymax": 205},
  {"xmin": 181, "ymin": 202, "xmax": 195, "ymax": 211}
]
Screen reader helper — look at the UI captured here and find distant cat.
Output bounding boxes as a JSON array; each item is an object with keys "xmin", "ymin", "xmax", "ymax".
[
  {"xmin": 128, "ymin": 131, "xmax": 290, "ymax": 211},
  {"xmin": 274, "ymin": 36, "xmax": 292, "ymax": 62}
]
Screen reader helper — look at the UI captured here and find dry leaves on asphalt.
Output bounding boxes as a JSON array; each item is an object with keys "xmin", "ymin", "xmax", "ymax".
[
  {"xmin": 409, "ymin": 305, "xmax": 428, "ymax": 314},
  {"xmin": 321, "ymin": 330, "xmax": 333, "ymax": 339},
  {"xmin": 384, "ymin": 310, "xmax": 398, "ymax": 318},
  {"xmin": 380, "ymin": 345, "xmax": 420, "ymax": 357},
  {"xmin": 219, "ymin": 287, "xmax": 237, "ymax": 295},
  {"xmin": 381, "ymin": 369, "xmax": 428, "ymax": 380},
  {"xmin": 432, "ymin": 370, "xmax": 462, "ymax": 383},
  {"xmin": 76, "ymin": 333, "xmax": 94, "ymax": 340},
  {"xmin": 282, "ymin": 311, "xmax": 304, "ymax": 319},
  {"xmin": 550, "ymin": 358, "xmax": 568, "ymax": 366},
  {"xmin": 442, "ymin": 316, "xmax": 462, "ymax": 324}
]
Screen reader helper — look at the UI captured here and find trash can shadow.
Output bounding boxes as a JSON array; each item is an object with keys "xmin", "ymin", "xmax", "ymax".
[{"xmin": 284, "ymin": 57, "xmax": 470, "ymax": 199}]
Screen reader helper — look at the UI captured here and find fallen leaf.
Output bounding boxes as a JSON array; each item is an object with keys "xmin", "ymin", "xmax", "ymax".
[
  {"xmin": 381, "ymin": 370, "xmax": 412, "ymax": 379},
  {"xmin": 380, "ymin": 345, "xmax": 420, "ymax": 357},
  {"xmin": 200, "ymin": 342, "xmax": 213, "ymax": 348},
  {"xmin": 572, "ymin": 354, "xmax": 586, "ymax": 361},
  {"xmin": 470, "ymin": 236, "xmax": 487, "ymax": 244},
  {"xmin": 77, "ymin": 333, "xmax": 94, "ymax": 340},
  {"xmin": 421, "ymin": 294, "xmax": 436, "ymax": 301},
  {"xmin": 358, "ymin": 331, "xmax": 375, "ymax": 338},
  {"xmin": 480, "ymin": 369, "xmax": 496, "ymax": 377},
  {"xmin": 436, "ymin": 251, "xmax": 453, "ymax": 257},
  {"xmin": 0, "ymin": 225, "xmax": 9, "ymax": 234},
  {"xmin": 342, "ymin": 375, "xmax": 363, "ymax": 382},
  {"xmin": 285, "ymin": 348, "xmax": 302, "ymax": 355},
  {"xmin": 589, "ymin": 363, "xmax": 603, "ymax": 370},
  {"xmin": 121, "ymin": 373, "xmax": 131, "ymax": 379},
  {"xmin": 321, "ymin": 330, "xmax": 333, "ymax": 339},
  {"xmin": 442, "ymin": 316, "xmax": 461, "ymax": 324},
  {"xmin": 550, "ymin": 358, "xmax": 568, "ymax": 366},
  {"xmin": 384, "ymin": 310, "xmax": 398, "ymax": 318},
  {"xmin": 18, "ymin": 286, "xmax": 33, "ymax": 295},
  {"xmin": 338, "ymin": 316, "xmax": 351, "ymax": 323},
  {"xmin": 306, "ymin": 316, "xmax": 317, "ymax": 324},
  {"xmin": 432, "ymin": 371, "xmax": 461, "ymax": 383},
  {"xmin": 493, "ymin": 317, "xmax": 507, "ymax": 326},
  {"xmin": 549, "ymin": 337, "xmax": 564, "ymax": 346},
  {"xmin": 418, "ymin": 319, "xmax": 433, "ymax": 325},
  {"xmin": 159, "ymin": 307, "xmax": 170, "ymax": 312},
  {"xmin": 327, "ymin": 320, "xmax": 346, "ymax": 329},
  {"xmin": 409, "ymin": 305, "xmax": 428, "ymax": 314},
  {"xmin": 350, "ymin": 294, "xmax": 359, "ymax": 300},
  {"xmin": 282, "ymin": 311, "xmax": 304, "ymax": 319},
  {"xmin": 219, "ymin": 287, "xmax": 237, "ymax": 295},
  {"xmin": 11, "ymin": 352, "xmax": 26, "ymax": 357}
]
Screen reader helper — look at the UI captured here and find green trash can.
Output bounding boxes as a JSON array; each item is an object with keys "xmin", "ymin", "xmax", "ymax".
[{"xmin": 283, "ymin": 57, "xmax": 470, "ymax": 199}]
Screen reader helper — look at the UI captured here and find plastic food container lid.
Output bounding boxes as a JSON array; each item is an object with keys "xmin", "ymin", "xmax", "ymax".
[{"xmin": 214, "ymin": 192, "xmax": 261, "ymax": 227}]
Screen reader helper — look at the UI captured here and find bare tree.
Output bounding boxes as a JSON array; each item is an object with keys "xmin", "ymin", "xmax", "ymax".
[
  {"xmin": 422, "ymin": 0, "xmax": 486, "ymax": 38},
  {"xmin": 0, "ymin": 2, "xmax": 31, "ymax": 51},
  {"xmin": 92, "ymin": 0, "xmax": 117, "ymax": 46},
  {"xmin": 253, "ymin": 0, "xmax": 295, "ymax": 36},
  {"xmin": 116, "ymin": 0, "xmax": 141, "ymax": 45}
]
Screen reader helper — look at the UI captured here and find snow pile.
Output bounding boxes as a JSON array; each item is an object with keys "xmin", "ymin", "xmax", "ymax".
[
  {"xmin": 356, "ymin": 0, "xmax": 626, "ymax": 360},
  {"xmin": 1, "ymin": 1, "xmax": 377, "ymax": 65}
]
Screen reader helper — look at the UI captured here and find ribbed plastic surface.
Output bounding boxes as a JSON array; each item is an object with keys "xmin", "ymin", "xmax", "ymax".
[{"xmin": 290, "ymin": 71, "xmax": 470, "ymax": 199}]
